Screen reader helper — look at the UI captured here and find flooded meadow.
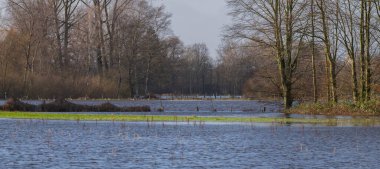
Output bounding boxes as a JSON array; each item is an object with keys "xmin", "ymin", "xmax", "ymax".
[
  {"xmin": 0, "ymin": 100, "xmax": 379, "ymax": 168},
  {"xmin": 1, "ymin": 119, "xmax": 380, "ymax": 168}
]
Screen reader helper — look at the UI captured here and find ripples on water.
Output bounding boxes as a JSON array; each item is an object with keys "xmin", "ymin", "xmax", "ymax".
[{"xmin": 1, "ymin": 119, "xmax": 380, "ymax": 168}]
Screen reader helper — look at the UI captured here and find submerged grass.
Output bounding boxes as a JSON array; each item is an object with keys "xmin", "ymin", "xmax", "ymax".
[{"xmin": 1, "ymin": 111, "xmax": 380, "ymax": 126}]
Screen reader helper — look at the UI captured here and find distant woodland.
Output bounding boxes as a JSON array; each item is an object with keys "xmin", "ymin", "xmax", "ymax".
[
  {"xmin": 0, "ymin": 0, "xmax": 222, "ymax": 99},
  {"xmin": 0, "ymin": 0, "xmax": 380, "ymax": 107}
]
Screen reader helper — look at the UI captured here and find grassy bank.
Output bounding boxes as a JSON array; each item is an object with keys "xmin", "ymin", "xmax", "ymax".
[
  {"xmin": 286, "ymin": 100, "xmax": 380, "ymax": 117},
  {"xmin": 1, "ymin": 111, "xmax": 380, "ymax": 126}
]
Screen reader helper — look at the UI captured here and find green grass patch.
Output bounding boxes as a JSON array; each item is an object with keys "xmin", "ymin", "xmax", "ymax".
[{"xmin": 1, "ymin": 111, "xmax": 380, "ymax": 126}]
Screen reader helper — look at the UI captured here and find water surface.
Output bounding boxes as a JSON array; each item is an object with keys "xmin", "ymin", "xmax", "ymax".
[
  {"xmin": 1, "ymin": 119, "xmax": 379, "ymax": 168},
  {"xmin": 1, "ymin": 100, "xmax": 282, "ymax": 117}
]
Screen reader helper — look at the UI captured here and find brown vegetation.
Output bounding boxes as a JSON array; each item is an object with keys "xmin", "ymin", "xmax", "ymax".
[
  {"xmin": 225, "ymin": 0, "xmax": 380, "ymax": 110},
  {"xmin": 286, "ymin": 102, "xmax": 380, "ymax": 117},
  {"xmin": 0, "ymin": 0, "xmax": 217, "ymax": 99},
  {"xmin": 2, "ymin": 98, "xmax": 150, "ymax": 112},
  {"xmin": 1, "ymin": 0, "xmax": 380, "ymax": 114}
]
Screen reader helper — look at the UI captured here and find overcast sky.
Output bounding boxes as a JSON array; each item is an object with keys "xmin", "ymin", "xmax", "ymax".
[{"xmin": 155, "ymin": 0, "xmax": 231, "ymax": 58}]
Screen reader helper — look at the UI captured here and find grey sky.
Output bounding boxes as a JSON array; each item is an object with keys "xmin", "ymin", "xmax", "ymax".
[{"xmin": 155, "ymin": 0, "xmax": 231, "ymax": 58}]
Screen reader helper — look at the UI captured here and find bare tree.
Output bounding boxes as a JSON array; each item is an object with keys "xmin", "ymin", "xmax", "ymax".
[
  {"xmin": 48, "ymin": 0, "xmax": 81, "ymax": 70},
  {"xmin": 310, "ymin": 0, "xmax": 318, "ymax": 103},
  {"xmin": 227, "ymin": 0, "xmax": 308, "ymax": 108},
  {"xmin": 336, "ymin": 0, "xmax": 359, "ymax": 103},
  {"xmin": 315, "ymin": 0, "xmax": 340, "ymax": 104}
]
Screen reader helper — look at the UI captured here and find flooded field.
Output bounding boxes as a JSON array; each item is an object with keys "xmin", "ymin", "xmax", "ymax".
[
  {"xmin": 1, "ymin": 119, "xmax": 380, "ymax": 168},
  {"xmin": 1, "ymin": 100, "xmax": 380, "ymax": 168},
  {"xmin": 0, "ymin": 100, "xmax": 282, "ymax": 117},
  {"xmin": 1, "ymin": 99, "xmax": 378, "ymax": 121}
]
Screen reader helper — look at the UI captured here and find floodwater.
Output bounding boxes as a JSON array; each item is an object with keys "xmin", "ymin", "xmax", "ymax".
[
  {"xmin": 0, "ymin": 100, "xmax": 283, "ymax": 117},
  {"xmin": 1, "ymin": 119, "xmax": 380, "ymax": 168},
  {"xmin": 1, "ymin": 99, "xmax": 371, "ymax": 120},
  {"xmin": 72, "ymin": 100, "xmax": 282, "ymax": 117}
]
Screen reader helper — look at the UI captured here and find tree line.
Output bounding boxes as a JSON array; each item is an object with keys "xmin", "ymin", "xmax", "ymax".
[
  {"xmin": 225, "ymin": 0, "xmax": 380, "ymax": 108},
  {"xmin": 1, "ymin": 0, "xmax": 379, "ymax": 105},
  {"xmin": 0, "ymin": 0, "xmax": 246, "ymax": 99}
]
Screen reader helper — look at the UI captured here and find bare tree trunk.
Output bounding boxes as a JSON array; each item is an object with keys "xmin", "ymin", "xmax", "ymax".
[
  {"xmin": 52, "ymin": 1, "xmax": 64, "ymax": 69},
  {"xmin": 345, "ymin": 1, "xmax": 359, "ymax": 103},
  {"xmin": 275, "ymin": 0, "xmax": 294, "ymax": 109},
  {"xmin": 134, "ymin": 65, "xmax": 139, "ymax": 97},
  {"xmin": 329, "ymin": 60, "xmax": 338, "ymax": 103},
  {"xmin": 360, "ymin": 0, "xmax": 366, "ymax": 103},
  {"xmin": 117, "ymin": 56, "xmax": 122, "ymax": 98},
  {"xmin": 94, "ymin": 0, "xmax": 103, "ymax": 74},
  {"xmin": 128, "ymin": 65, "xmax": 134, "ymax": 98},
  {"xmin": 63, "ymin": 5, "xmax": 69, "ymax": 67},
  {"xmin": 318, "ymin": 0, "xmax": 337, "ymax": 104},
  {"xmin": 23, "ymin": 33, "xmax": 33, "ymax": 97},
  {"xmin": 365, "ymin": 1, "xmax": 372, "ymax": 101},
  {"xmin": 144, "ymin": 57, "xmax": 151, "ymax": 95},
  {"xmin": 350, "ymin": 59, "xmax": 359, "ymax": 103},
  {"xmin": 311, "ymin": 0, "xmax": 318, "ymax": 103},
  {"xmin": 324, "ymin": 54, "xmax": 331, "ymax": 101},
  {"xmin": 2, "ymin": 60, "xmax": 8, "ymax": 98}
]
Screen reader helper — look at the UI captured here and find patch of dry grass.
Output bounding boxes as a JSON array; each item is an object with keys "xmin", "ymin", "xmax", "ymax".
[{"xmin": 287, "ymin": 100, "xmax": 380, "ymax": 116}]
